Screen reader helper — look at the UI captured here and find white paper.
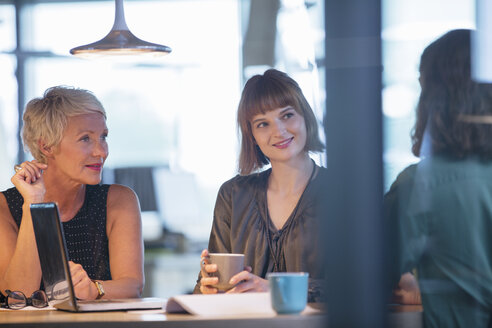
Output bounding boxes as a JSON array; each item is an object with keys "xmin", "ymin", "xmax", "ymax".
[
  {"xmin": 164, "ymin": 292, "xmax": 322, "ymax": 316},
  {"xmin": 165, "ymin": 292, "xmax": 276, "ymax": 316},
  {"xmin": 0, "ymin": 305, "xmax": 56, "ymax": 311}
]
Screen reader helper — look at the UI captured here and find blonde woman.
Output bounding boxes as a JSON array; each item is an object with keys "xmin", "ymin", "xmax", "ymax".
[{"xmin": 0, "ymin": 86, "xmax": 144, "ymax": 300}]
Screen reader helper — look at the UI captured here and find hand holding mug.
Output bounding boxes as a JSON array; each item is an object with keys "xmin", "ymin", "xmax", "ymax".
[
  {"xmin": 199, "ymin": 249, "xmax": 246, "ymax": 293},
  {"xmin": 226, "ymin": 267, "xmax": 268, "ymax": 293},
  {"xmin": 199, "ymin": 249, "xmax": 219, "ymax": 294}
]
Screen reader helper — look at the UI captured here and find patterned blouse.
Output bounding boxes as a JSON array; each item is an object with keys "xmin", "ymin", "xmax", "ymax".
[{"xmin": 3, "ymin": 184, "xmax": 112, "ymax": 281}]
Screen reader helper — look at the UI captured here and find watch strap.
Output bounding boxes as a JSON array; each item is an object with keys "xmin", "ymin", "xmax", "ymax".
[{"xmin": 92, "ymin": 280, "xmax": 105, "ymax": 299}]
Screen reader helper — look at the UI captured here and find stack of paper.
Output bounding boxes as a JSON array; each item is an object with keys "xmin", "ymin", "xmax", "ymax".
[{"xmin": 165, "ymin": 292, "xmax": 275, "ymax": 316}]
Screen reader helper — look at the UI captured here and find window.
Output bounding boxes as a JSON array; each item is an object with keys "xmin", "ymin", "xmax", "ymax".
[
  {"xmin": 382, "ymin": 0, "xmax": 475, "ymax": 191},
  {"xmin": 0, "ymin": 3, "xmax": 17, "ymax": 188},
  {"xmin": 19, "ymin": 0, "xmax": 241, "ymax": 242},
  {"xmin": 1, "ymin": 0, "xmax": 325, "ymax": 297}
]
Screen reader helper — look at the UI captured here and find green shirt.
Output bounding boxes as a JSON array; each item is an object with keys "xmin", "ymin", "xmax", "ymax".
[{"xmin": 385, "ymin": 155, "xmax": 492, "ymax": 327}]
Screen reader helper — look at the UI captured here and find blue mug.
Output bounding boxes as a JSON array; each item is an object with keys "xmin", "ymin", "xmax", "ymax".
[{"xmin": 267, "ymin": 272, "xmax": 309, "ymax": 314}]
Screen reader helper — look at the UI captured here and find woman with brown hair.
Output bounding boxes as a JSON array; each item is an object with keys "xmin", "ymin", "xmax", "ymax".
[
  {"xmin": 386, "ymin": 29, "xmax": 492, "ymax": 327},
  {"xmin": 194, "ymin": 69, "xmax": 327, "ymax": 302}
]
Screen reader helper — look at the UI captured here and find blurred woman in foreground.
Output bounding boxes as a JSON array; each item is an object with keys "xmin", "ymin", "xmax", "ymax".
[{"xmin": 386, "ymin": 29, "xmax": 492, "ymax": 327}]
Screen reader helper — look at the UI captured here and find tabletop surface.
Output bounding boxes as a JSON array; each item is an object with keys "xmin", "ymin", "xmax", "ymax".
[
  {"xmin": 0, "ymin": 309, "xmax": 328, "ymax": 328},
  {"xmin": 0, "ymin": 305, "xmax": 422, "ymax": 328}
]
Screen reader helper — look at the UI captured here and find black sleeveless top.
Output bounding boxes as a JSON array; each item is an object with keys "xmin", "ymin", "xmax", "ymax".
[{"xmin": 3, "ymin": 184, "xmax": 112, "ymax": 281}]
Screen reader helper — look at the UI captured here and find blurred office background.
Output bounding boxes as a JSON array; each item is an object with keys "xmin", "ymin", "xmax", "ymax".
[{"xmin": 0, "ymin": 0, "xmax": 474, "ymax": 298}]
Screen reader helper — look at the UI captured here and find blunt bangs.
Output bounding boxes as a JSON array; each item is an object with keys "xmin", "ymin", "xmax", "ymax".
[{"xmin": 240, "ymin": 76, "xmax": 302, "ymax": 124}]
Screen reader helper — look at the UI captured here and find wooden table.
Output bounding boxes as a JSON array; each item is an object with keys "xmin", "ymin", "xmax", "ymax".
[
  {"xmin": 0, "ymin": 309, "xmax": 327, "ymax": 328},
  {"xmin": 0, "ymin": 305, "xmax": 423, "ymax": 328}
]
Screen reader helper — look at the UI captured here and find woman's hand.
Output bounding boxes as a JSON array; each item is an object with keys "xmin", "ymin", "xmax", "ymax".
[
  {"xmin": 392, "ymin": 272, "xmax": 421, "ymax": 305},
  {"xmin": 199, "ymin": 249, "xmax": 268, "ymax": 294},
  {"xmin": 11, "ymin": 160, "xmax": 48, "ymax": 204},
  {"xmin": 226, "ymin": 267, "xmax": 268, "ymax": 293},
  {"xmin": 199, "ymin": 249, "xmax": 220, "ymax": 294},
  {"xmin": 69, "ymin": 261, "xmax": 99, "ymax": 300}
]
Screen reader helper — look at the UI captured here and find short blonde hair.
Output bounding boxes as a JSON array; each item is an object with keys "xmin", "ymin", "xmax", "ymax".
[
  {"xmin": 237, "ymin": 69, "xmax": 324, "ymax": 175},
  {"xmin": 22, "ymin": 86, "xmax": 106, "ymax": 163}
]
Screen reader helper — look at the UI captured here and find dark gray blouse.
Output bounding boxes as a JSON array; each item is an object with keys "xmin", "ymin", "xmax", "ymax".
[{"xmin": 194, "ymin": 165, "xmax": 327, "ymax": 302}]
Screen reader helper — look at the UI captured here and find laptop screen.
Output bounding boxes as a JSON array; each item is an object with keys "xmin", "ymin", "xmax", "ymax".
[
  {"xmin": 31, "ymin": 202, "xmax": 77, "ymax": 308},
  {"xmin": 30, "ymin": 202, "xmax": 166, "ymax": 312}
]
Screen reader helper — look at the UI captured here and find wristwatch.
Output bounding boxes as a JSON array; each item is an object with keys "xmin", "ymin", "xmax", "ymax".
[{"xmin": 92, "ymin": 280, "xmax": 105, "ymax": 299}]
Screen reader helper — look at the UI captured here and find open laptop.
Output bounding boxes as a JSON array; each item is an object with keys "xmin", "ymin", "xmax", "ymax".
[{"xmin": 30, "ymin": 202, "xmax": 166, "ymax": 312}]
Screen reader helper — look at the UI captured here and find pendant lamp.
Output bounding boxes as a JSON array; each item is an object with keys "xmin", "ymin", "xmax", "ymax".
[{"xmin": 70, "ymin": 0, "xmax": 171, "ymax": 58}]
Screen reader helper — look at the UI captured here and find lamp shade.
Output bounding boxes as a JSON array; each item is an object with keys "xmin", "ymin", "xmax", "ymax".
[{"xmin": 70, "ymin": 0, "xmax": 171, "ymax": 58}]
